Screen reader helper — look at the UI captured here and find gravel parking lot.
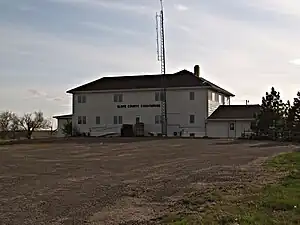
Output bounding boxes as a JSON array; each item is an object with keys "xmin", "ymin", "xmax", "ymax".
[{"xmin": 0, "ymin": 138, "xmax": 294, "ymax": 225}]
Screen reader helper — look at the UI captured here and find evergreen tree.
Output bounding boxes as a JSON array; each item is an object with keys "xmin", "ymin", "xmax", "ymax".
[
  {"xmin": 292, "ymin": 91, "xmax": 300, "ymax": 130},
  {"xmin": 255, "ymin": 87, "xmax": 285, "ymax": 135}
]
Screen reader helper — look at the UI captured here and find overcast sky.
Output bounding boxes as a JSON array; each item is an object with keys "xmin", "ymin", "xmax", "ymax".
[{"xmin": 1, "ymin": 0, "xmax": 300, "ymax": 122}]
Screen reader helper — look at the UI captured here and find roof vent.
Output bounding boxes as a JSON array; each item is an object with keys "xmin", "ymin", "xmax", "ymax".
[{"xmin": 194, "ymin": 65, "xmax": 200, "ymax": 77}]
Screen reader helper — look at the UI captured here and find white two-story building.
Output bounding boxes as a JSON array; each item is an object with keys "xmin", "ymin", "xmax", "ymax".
[{"xmin": 55, "ymin": 65, "xmax": 235, "ymax": 137}]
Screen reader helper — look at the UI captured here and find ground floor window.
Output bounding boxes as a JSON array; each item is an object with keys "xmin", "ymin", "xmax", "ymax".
[
  {"xmin": 155, "ymin": 115, "xmax": 161, "ymax": 124},
  {"xmin": 113, "ymin": 116, "xmax": 123, "ymax": 124},
  {"xmin": 230, "ymin": 122, "xmax": 235, "ymax": 130},
  {"xmin": 78, "ymin": 116, "xmax": 87, "ymax": 125},
  {"xmin": 96, "ymin": 116, "xmax": 100, "ymax": 125},
  {"xmin": 189, "ymin": 115, "xmax": 195, "ymax": 124}
]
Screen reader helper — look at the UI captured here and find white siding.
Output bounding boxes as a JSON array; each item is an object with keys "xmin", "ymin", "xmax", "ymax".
[
  {"xmin": 72, "ymin": 88, "xmax": 209, "ymax": 137},
  {"xmin": 208, "ymin": 100, "xmax": 221, "ymax": 117},
  {"xmin": 207, "ymin": 120, "xmax": 252, "ymax": 138}
]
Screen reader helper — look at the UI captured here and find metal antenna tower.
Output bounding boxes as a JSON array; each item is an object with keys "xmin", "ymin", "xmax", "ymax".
[{"xmin": 156, "ymin": 0, "xmax": 167, "ymax": 136}]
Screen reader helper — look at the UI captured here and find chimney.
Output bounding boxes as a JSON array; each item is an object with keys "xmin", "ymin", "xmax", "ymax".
[{"xmin": 194, "ymin": 65, "xmax": 200, "ymax": 77}]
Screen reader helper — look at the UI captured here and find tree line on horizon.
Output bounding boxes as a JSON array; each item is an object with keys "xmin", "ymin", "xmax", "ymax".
[{"xmin": 0, "ymin": 111, "xmax": 50, "ymax": 140}]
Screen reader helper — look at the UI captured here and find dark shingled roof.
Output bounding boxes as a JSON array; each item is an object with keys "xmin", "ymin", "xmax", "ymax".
[
  {"xmin": 66, "ymin": 70, "xmax": 234, "ymax": 96},
  {"xmin": 53, "ymin": 114, "xmax": 72, "ymax": 119},
  {"xmin": 207, "ymin": 105, "xmax": 260, "ymax": 120}
]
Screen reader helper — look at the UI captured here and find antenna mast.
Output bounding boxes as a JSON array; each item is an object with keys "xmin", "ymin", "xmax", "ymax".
[{"xmin": 156, "ymin": 0, "xmax": 167, "ymax": 136}]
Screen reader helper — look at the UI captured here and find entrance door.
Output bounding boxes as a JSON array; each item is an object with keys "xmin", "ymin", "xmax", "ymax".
[
  {"xmin": 136, "ymin": 115, "xmax": 141, "ymax": 124},
  {"xmin": 228, "ymin": 121, "xmax": 236, "ymax": 138}
]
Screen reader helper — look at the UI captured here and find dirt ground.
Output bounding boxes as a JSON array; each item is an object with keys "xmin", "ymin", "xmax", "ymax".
[{"xmin": 0, "ymin": 138, "xmax": 297, "ymax": 225}]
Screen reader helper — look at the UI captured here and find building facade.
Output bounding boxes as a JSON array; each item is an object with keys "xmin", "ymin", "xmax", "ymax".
[{"xmin": 55, "ymin": 66, "xmax": 235, "ymax": 137}]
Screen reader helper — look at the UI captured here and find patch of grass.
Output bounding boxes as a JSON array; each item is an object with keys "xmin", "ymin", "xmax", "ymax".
[{"xmin": 164, "ymin": 152, "xmax": 300, "ymax": 225}]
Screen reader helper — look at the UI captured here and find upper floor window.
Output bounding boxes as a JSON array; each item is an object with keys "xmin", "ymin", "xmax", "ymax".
[
  {"xmin": 189, "ymin": 115, "xmax": 195, "ymax": 124},
  {"xmin": 113, "ymin": 94, "xmax": 123, "ymax": 102},
  {"xmin": 189, "ymin": 92, "xmax": 195, "ymax": 100},
  {"xmin": 77, "ymin": 95, "xmax": 86, "ymax": 103},
  {"xmin": 221, "ymin": 95, "xmax": 225, "ymax": 105},
  {"xmin": 82, "ymin": 95, "xmax": 86, "ymax": 103},
  {"xmin": 215, "ymin": 93, "xmax": 219, "ymax": 102},
  {"xmin": 208, "ymin": 91, "xmax": 212, "ymax": 100},
  {"xmin": 155, "ymin": 92, "xmax": 165, "ymax": 101}
]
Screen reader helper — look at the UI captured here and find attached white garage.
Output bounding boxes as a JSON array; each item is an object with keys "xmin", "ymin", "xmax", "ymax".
[{"xmin": 206, "ymin": 105, "xmax": 260, "ymax": 138}]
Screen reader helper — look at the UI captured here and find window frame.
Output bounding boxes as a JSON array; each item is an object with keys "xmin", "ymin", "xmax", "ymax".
[
  {"xmin": 155, "ymin": 115, "xmax": 161, "ymax": 124},
  {"xmin": 96, "ymin": 116, "xmax": 101, "ymax": 125},
  {"xmin": 113, "ymin": 116, "xmax": 123, "ymax": 124},
  {"xmin": 189, "ymin": 91, "xmax": 195, "ymax": 100},
  {"xmin": 82, "ymin": 95, "xmax": 86, "ymax": 103},
  {"xmin": 82, "ymin": 116, "xmax": 87, "ymax": 124},
  {"xmin": 113, "ymin": 94, "xmax": 123, "ymax": 102},
  {"xmin": 78, "ymin": 116, "xmax": 82, "ymax": 124},
  {"xmin": 189, "ymin": 115, "xmax": 195, "ymax": 124}
]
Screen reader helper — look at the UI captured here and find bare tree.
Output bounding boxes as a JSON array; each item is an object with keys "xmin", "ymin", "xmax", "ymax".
[
  {"xmin": 0, "ymin": 111, "xmax": 13, "ymax": 139},
  {"xmin": 19, "ymin": 111, "xmax": 50, "ymax": 139},
  {"xmin": 9, "ymin": 113, "xmax": 20, "ymax": 139}
]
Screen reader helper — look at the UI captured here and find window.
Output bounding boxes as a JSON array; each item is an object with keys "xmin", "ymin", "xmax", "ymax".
[
  {"xmin": 96, "ymin": 116, "xmax": 100, "ymax": 125},
  {"xmin": 221, "ymin": 95, "xmax": 225, "ymax": 105},
  {"xmin": 82, "ymin": 95, "xmax": 86, "ymax": 103},
  {"xmin": 136, "ymin": 116, "xmax": 141, "ymax": 123},
  {"xmin": 78, "ymin": 116, "xmax": 82, "ymax": 124},
  {"xmin": 155, "ymin": 92, "xmax": 165, "ymax": 101},
  {"xmin": 230, "ymin": 123, "xmax": 235, "ymax": 130},
  {"xmin": 208, "ymin": 91, "xmax": 212, "ymax": 100},
  {"xmin": 82, "ymin": 116, "xmax": 87, "ymax": 124},
  {"xmin": 218, "ymin": 94, "xmax": 222, "ymax": 104},
  {"xmin": 155, "ymin": 115, "xmax": 161, "ymax": 124},
  {"xmin": 215, "ymin": 94, "xmax": 219, "ymax": 102},
  {"xmin": 113, "ymin": 94, "xmax": 123, "ymax": 102},
  {"xmin": 113, "ymin": 116, "xmax": 123, "ymax": 124},
  {"xmin": 78, "ymin": 95, "xmax": 86, "ymax": 103},
  {"xmin": 189, "ymin": 92, "xmax": 195, "ymax": 100},
  {"xmin": 211, "ymin": 92, "xmax": 215, "ymax": 101},
  {"xmin": 155, "ymin": 92, "xmax": 160, "ymax": 101},
  {"xmin": 189, "ymin": 115, "xmax": 195, "ymax": 124}
]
